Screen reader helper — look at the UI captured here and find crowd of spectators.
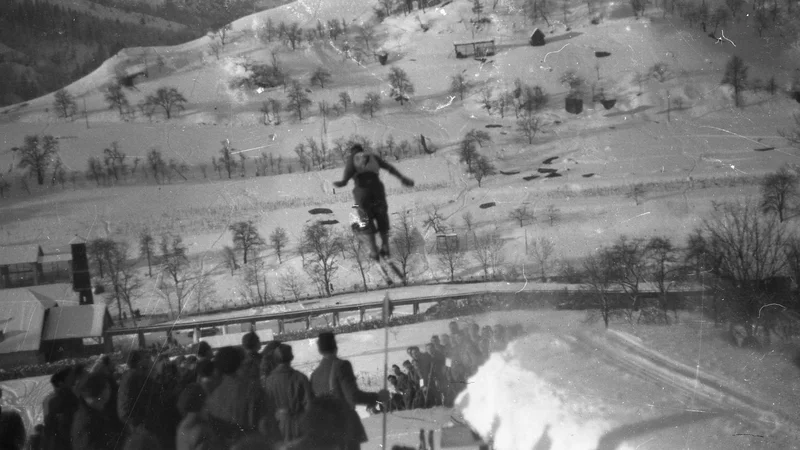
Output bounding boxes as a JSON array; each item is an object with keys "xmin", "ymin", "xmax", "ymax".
[
  {"xmin": 0, "ymin": 321, "xmax": 521, "ymax": 450},
  {"xmin": 385, "ymin": 321, "xmax": 521, "ymax": 411}
]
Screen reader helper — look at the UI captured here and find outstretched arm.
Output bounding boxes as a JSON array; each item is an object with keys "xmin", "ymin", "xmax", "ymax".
[
  {"xmin": 377, "ymin": 156, "xmax": 414, "ymax": 187},
  {"xmin": 333, "ymin": 155, "xmax": 355, "ymax": 188}
]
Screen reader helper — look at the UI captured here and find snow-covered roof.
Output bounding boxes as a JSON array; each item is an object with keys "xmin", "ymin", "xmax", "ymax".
[
  {"xmin": 0, "ymin": 289, "xmax": 49, "ymax": 354},
  {"xmin": 0, "ymin": 245, "xmax": 41, "ymax": 266},
  {"xmin": 42, "ymin": 305, "xmax": 109, "ymax": 341},
  {"xmin": 27, "ymin": 284, "xmax": 79, "ymax": 307}
]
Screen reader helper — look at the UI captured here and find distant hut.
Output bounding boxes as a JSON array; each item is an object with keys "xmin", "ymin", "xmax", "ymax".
[
  {"xmin": 529, "ymin": 28, "xmax": 546, "ymax": 46},
  {"xmin": 453, "ymin": 40, "xmax": 496, "ymax": 59}
]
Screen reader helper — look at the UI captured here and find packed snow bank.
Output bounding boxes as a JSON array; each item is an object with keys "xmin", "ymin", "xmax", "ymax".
[{"xmin": 455, "ymin": 337, "xmax": 632, "ymax": 450}]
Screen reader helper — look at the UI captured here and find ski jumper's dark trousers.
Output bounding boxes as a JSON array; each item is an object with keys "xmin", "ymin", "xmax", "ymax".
[{"xmin": 353, "ymin": 179, "xmax": 390, "ymax": 235}]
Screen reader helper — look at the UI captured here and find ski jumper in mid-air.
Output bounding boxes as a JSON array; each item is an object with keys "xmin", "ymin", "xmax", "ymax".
[{"xmin": 334, "ymin": 144, "xmax": 415, "ymax": 260}]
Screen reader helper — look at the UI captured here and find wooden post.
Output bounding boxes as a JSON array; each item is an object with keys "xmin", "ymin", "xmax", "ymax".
[
  {"xmin": 137, "ymin": 331, "xmax": 146, "ymax": 349},
  {"xmin": 305, "ymin": 315, "xmax": 311, "ymax": 330},
  {"xmin": 193, "ymin": 327, "xmax": 200, "ymax": 344},
  {"xmin": 333, "ymin": 312, "xmax": 340, "ymax": 327},
  {"xmin": 221, "ymin": 325, "xmax": 228, "ymax": 335},
  {"xmin": 359, "ymin": 307, "xmax": 366, "ymax": 323},
  {"xmin": 250, "ymin": 321, "xmax": 256, "ymax": 332},
  {"xmin": 413, "ymin": 302, "xmax": 419, "ymax": 315},
  {"xmin": 83, "ymin": 98, "xmax": 89, "ymax": 129},
  {"xmin": 278, "ymin": 320, "xmax": 285, "ymax": 334}
]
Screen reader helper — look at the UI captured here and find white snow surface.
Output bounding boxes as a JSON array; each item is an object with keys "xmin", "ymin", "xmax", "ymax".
[{"xmin": 456, "ymin": 338, "xmax": 633, "ymax": 450}]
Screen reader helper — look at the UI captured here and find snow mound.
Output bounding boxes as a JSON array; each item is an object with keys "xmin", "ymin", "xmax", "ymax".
[{"xmin": 455, "ymin": 337, "xmax": 634, "ymax": 450}]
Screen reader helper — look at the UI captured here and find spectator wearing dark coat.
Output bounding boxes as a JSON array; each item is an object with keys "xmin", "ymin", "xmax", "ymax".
[
  {"xmin": 175, "ymin": 383, "xmax": 220, "ymax": 450},
  {"xmin": 117, "ymin": 350, "xmax": 157, "ymax": 431},
  {"xmin": 282, "ymin": 397, "xmax": 350, "ymax": 450},
  {"xmin": 195, "ymin": 360, "xmax": 219, "ymax": 396},
  {"xmin": 204, "ymin": 346, "xmax": 269, "ymax": 447},
  {"xmin": 42, "ymin": 367, "xmax": 79, "ymax": 450},
  {"xmin": 196, "ymin": 342, "xmax": 213, "ymax": 363},
  {"xmin": 259, "ymin": 341, "xmax": 282, "ymax": 388},
  {"xmin": 71, "ymin": 373, "xmax": 124, "ymax": 450},
  {"xmin": 238, "ymin": 332, "xmax": 262, "ymax": 383},
  {"xmin": 309, "ymin": 332, "xmax": 387, "ymax": 450},
  {"xmin": 0, "ymin": 406, "xmax": 26, "ymax": 450},
  {"xmin": 391, "ymin": 365, "xmax": 414, "ymax": 410},
  {"xmin": 263, "ymin": 344, "xmax": 313, "ymax": 442},
  {"xmin": 90, "ymin": 356, "xmax": 119, "ymax": 431}
]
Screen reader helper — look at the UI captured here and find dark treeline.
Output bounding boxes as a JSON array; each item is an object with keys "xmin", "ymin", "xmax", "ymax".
[{"xmin": 0, "ymin": 0, "xmax": 248, "ymax": 106}]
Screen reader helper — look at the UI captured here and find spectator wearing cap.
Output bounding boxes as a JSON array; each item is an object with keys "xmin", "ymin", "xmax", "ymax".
[
  {"xmin": 205, "ymin": 346, "xmax": 269, "ymax": 447},
  {"xmin": 391, "ymin": 365, "xmax": 414, "ymax": 411},
  {"xmin": 239, "ymin": 332, "xmax": 262, "ymax": 383},
  {"xmin": 309, "ymin": 332, "xmax": 388, "ymax": 450},
  {"xmin": 175, "ymin": 383, "xmax": 220, "ymax": 450},
  {"xmin": 263, "ymin": 344, "xmax": 312, "ymax": 442},
  {"xmin": 71, "ymin": 373, "xmax": 124, "ymax": 450},
  {"xmin": 42, "ymin": 367, "xmax": 79, "ymax": 450}
]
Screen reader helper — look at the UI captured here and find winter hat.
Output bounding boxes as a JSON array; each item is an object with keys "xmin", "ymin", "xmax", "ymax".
[
  {"xmin": 274, "ymin": 344, "xmax": 294, "ymax": 364},
  {"xmin": 317, "ymin": 332, "xmax": 338, "ymax": 353},
  {"xmin": 214, "ymin": 346, "xmax": 244, "ymax": 375},
  {"xmin": 241, "ymin": 331, "xmax": 260, "ymax": 352},
  {"xmin": 177, "ymin": 383, "xmax": 206, "ymax": 416}
]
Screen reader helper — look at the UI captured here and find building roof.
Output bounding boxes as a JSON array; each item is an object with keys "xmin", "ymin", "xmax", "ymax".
[
  {"xmin": 41, "ymin": 254, "xmax": 72, "ymax": 264},
  {"xmin": 0, "ymin": 245, "xmax": 41, "ymax": 266},
  {"xmin": 0, "ymin": 289, "xmax": 48, "ymax": 354},
  {"xmin": 27, "ymin": 284, "xmax": 78, "ymax": 307},
  {"xmin": 453, "ymin": 39, "xmax": 495, "ymax": 46},
  {"xmin": 42, "ymin": 305, "xmax": 109, "ymax": 341},
  {"xmin": 40, "ymin": 245, "xmax": 72, "ymax": 264}
]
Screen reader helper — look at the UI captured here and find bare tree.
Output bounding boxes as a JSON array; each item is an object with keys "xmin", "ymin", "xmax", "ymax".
[
  {"xmin": 436, "ymin": 234, "xmax": 466, "ymax": 281},
  {"xmin": 517, "ymin": 114, "xmax": 542, "ymax": 144},
  {"xmin": 464, "ymin": 129, "xmax": 491, "ymax": 148},
  {"xmin": 209, "ymin": 23, "xmax": 233, "ymax": 46},
  {"xmin": 701, "ymin": 199, "xmax": 789, "ymax": 337},
  {"xmin": 471, "ymin": 155, "xmax": 495, "ymax": 187},
  {"xmin": 300, "ymin": 223, "xmax": 344, "ymax": 297},
  {"xmin": 230, "ymin": 220, "xmax": 265, "ymax": 265},
  {"xmin": 0, "ymin": 175, "xmax": 10, "ymax": 198},
  {"xmin": 219, "ymin": 140, "xmax": 238, "ymax": 179},
  {"xmin": 608, "ymin": 235, "xmax": 648, "ymax": 323},
  {"xmin": 146, "ymin": 87, "xmax": 187, "ymax": 119},
  {"xmin": 530, "ymin": 237, "xmax": 555, "ymax": 281},
  {"xmin": 545, "ymin": 204, "xmax": 561, "ymax": 226},
  {"xmin": 760, "ymin": 166, "xmax": 798, "ymax": 222},
  {"xmin": 462, "ymin": 211, "xmax": 475, "ymax": 233},
  {"xmin": 285, "ymin": 22, "xmax": 303, "ymax": 50},
  {"xmin": 270, "ymin": 227, "xmax": 290, "ymax": 263},
  {"xmin": 423, "ymin": 204, "xmax": 448, "ymax": 234},
  {"xmin": 286, "ymin": 79, "xmax": 312, "ymax": 121},
  {"xmin": 53, "ymin": 89, "xmax": 78, "ymax": 120},
  {"xmin": 356, "ymin": 25, "xmax": 376, "ymax": 52},
  {"xmin": 242, "ymin": 254, "xmax": 273, "ymax": 306},
  {"xmin": 222, "ymin": 245, "xmax": 239, "ymax": 275},
  {"xmin": 139, "ymin": 228, "xmax": 155, "ymax": 277},
  {"xmin": 280, "ymin": 267, "xmax": 304, "ymax": 301},
  {"xmin": 450, "ymin": 73, "xmax": 472, "ymax": 101},
  {"xmin": 159, "ymin": 233, "xmax": 190, "ymax": 318},
  {"xmin": 18, "ymin": 135, "xmax": 59, "ymax": 185},
  {"xmin": 473, "ymin": 231, "xmax": 503, "ymax": 280},
  {"xmin": 480, "ymin": 87, "xmax": 493, "ymax": 114},
  {"xmin": 338, "ymin": 91, "xmax": 352, "ymax": 112},
  {"xmin": 645, "ymin": 236, "xmax": 682, "ymax": 323},
  {"xmin": 387, "ymin": 66, "xmax": 415, "ymax": 105},
  {"xmin": 509, "ymin": 205, "xmax": 534, "ymax": 227},
  {"xmin": 345, "ymin": 231, "xmax": 373, "ymax": 292},
  {"xmin": 391, "ymin": 208, "xmax": 423, "ymax": 284},
  {"xmin": 309, "ymin": 66, "xmax": 332, "ymax": 89},
  {"xmin": 147, "ymin": 148, "xmax": 168, "ymax": 184},
  {"xmin": 104, "ymin": 83, "xmax": 130, "ymax": 118},
  {"xmin": 582, "ymin": 249, "xmax": 618, "ymax": 328},
  {"xmin": 105, "ymin": 241, "xmax": 141, "ymax": 324},
  {"xmin": 361, "ymin": 92, "xmax": 382, "ymax": 118},
  {"xmin": 87, "ymin": 156, "xmax": 107, "ymax": 186},
  {"xmin": 208, "ymin": 41, "xmax": 222, "ymax": 59},
  {"xmin": 721, "ymin": 55, "xmax": 749, "ymax": 108}
]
